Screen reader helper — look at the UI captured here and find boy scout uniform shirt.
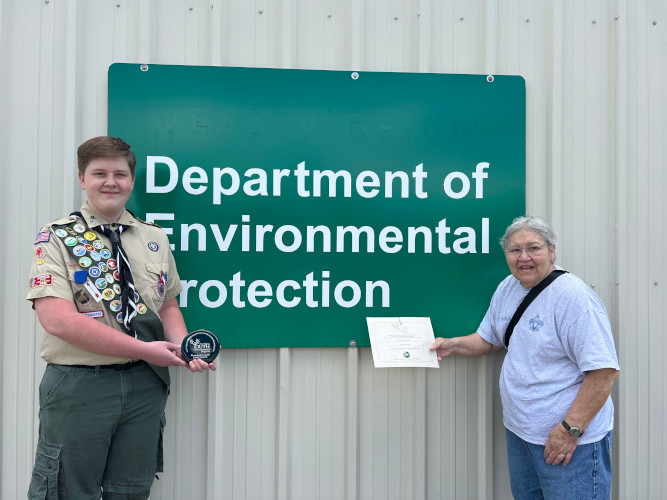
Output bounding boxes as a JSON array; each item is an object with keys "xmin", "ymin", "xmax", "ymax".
[{"xmin": 27, "ymin": 202, "xmax": 183, "ymax": 366}]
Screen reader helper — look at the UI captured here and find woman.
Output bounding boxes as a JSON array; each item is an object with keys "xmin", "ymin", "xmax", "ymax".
[{"xmin": 431, "ymin": 215, "xmax": 619, "ymax": 499}]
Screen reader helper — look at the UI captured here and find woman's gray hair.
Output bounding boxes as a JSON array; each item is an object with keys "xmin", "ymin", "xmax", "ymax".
[{"xmin": 500, "ymin": 215, "xmax": 557, "ymax": 252}]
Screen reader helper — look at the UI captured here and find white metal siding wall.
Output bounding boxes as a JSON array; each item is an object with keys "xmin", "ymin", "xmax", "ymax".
[
  {"xmin": 616, "ymin": 1, "xmax": 667, "ymax": 498},
  {"xmin": 1, "ymin": 1, "xmax": 664, "ymax": 499}
]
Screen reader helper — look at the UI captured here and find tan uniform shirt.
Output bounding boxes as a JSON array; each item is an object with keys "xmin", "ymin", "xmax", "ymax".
[{"xmin": 27, "ymin": 202, "xmax": 183, "ymax": 365}]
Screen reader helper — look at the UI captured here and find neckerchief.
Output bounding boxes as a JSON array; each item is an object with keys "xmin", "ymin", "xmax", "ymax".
[{"xmin": 96, "ymin": 223, "xmax": 138, "ymax": 335}]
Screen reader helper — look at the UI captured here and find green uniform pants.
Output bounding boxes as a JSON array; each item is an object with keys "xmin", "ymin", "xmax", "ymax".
[{"xmin": 28, "ymin": 362, "xmax": 168, "ymax": 500}]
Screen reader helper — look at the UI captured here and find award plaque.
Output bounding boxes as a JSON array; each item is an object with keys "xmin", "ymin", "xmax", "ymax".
[{"xmin": 181, "ymin": 329, "xmax": 220, "ymax": 363}]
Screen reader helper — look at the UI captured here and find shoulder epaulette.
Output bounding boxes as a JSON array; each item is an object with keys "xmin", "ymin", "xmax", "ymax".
[
  {"xmin": 43, "ymin": 215, "xmax": 79, "ymax": 229},
  {"xmin": 135, "ymin": 217, "xmax": 162, "ymax": 229}
]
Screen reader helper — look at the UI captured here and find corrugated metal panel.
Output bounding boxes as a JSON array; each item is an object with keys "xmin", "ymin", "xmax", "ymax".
[
  {"xmin": 1, "ymin": 1, "xmax": 665, "ymax": 499},
  {"xmin": 616, "ymin": 1, "xmax": 667, "ymax": 499}
]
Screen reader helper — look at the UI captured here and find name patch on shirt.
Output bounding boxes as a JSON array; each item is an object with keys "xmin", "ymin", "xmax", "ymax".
[{"xmin": 81, "ymin": 310, "xmax": 104, "ymax": 319}]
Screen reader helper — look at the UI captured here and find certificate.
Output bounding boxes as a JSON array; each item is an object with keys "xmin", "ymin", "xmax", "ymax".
[{"xmin": 366, "ymin": 317, "xmax": 439, "ymax": 368}]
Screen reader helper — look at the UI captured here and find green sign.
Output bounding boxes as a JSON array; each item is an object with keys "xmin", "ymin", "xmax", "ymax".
[{"xmin": 108, "ymin": 64, "xmax": 525, "ymax": 348}]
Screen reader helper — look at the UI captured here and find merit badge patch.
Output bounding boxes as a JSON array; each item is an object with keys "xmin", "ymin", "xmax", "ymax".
[
  {"xmin": 78, "ymin": 256, "xmax": 92, "ymax": 268},
  {"xmin": 147, "ymin": 241, "xmax": 159, "ymax": 252}
]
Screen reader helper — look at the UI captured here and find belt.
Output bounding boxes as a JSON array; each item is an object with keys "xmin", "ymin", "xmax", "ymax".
[{"xmin": 59, "ymin": 360, "xmax": 146, "ymax": 371}]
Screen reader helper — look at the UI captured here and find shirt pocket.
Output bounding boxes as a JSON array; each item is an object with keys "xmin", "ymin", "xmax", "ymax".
[{"xmin": 145, "ymin": 262, "xmax": 170, "ymax": 304}]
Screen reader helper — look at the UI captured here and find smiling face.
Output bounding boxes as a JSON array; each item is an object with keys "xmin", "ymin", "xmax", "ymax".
[
  {"xmin": 78, "ymin": 156, "xmax": 135, "ymax": 222},
  {"xmin": 505, "ymin": 229, "xmax": 556, "ymax": 288}
]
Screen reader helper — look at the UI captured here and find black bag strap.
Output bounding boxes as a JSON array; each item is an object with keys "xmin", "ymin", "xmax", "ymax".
[{"xmin": 504, "ymin": 270, "xmax": 567, "ymax": 348}]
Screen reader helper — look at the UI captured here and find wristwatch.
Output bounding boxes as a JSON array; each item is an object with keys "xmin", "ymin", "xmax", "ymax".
[{"xmin": 562, "ymin": 420, "xmax": 584, "ymax": 438}]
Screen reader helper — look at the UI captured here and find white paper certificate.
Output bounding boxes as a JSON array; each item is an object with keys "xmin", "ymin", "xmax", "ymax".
[{"xmin": 366, "ymin": 317, "xmax": 439, "ymax": 368}]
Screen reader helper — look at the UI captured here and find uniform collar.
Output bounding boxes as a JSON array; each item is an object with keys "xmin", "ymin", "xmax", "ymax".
[{"xmin": 81, "ymin": 201, "xmax": 136, "ymax": 229}]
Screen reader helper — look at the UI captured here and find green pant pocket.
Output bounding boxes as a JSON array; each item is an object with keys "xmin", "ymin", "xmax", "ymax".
[{"xmin": 28, "ymin": 440, "xmax": 61, "ymax": 500}]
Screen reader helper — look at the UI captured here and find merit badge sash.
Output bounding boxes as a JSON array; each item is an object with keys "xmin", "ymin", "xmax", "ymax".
[{"xmin": 53, "ymin": 216, "xmax": 171, "ymax": 386}]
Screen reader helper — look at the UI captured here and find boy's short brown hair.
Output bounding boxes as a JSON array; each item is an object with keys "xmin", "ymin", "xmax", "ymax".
[{"xmin": 77, "ymin": 136, "xmax": 137, "ymax": 177}]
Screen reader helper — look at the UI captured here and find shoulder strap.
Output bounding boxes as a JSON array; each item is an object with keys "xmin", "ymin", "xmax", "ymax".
[{"xmin": 503, "ymin": 270, "xmax": 567, "ymax": 348}]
